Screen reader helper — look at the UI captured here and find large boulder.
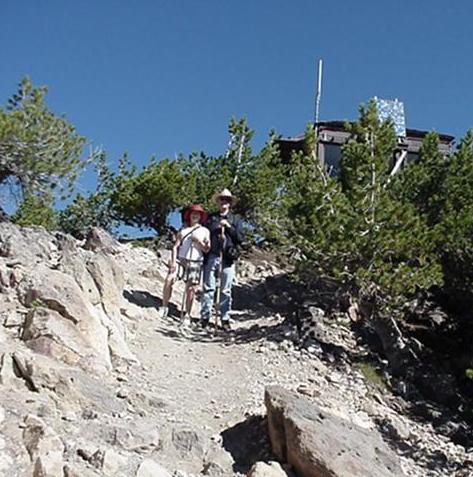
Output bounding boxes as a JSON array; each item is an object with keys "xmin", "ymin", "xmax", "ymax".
[
  {"xmin": 0, "ymin": 223, "xmax": 58, "ymax": 267},
  {"xmin": 265, "ymin": 386, "xmax": 403, "ymax": 477},
  {"xmin": 18, "ymin": 264, "xmax": 112, "ymax": 373},
  {"xmin": 22, "ymin": 307, "xmax": 109, "ymax": 372},
  {"xmin": 85, "ymin": 252, "xmax": 125, "ymax": 318}
]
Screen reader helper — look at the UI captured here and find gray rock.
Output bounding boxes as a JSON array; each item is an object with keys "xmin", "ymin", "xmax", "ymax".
[
  {"xmin": 265, "ymin": 386, "xmax": 404, "ymax": 477},
  {"xmin": 136, "ymin": 459, "xmax": 172, "ymax": 477},
  {"xmin": 170, "ymin": 427, "xmax": 205, "ymax": 460},
  {"xmin": 101, "ymin": 448, "xmax": 129, "ymax": 476},
  {"xmin": 247, "ymin": 461, "xmax": 289, "ymax": 477},
  {"xmin": 0, "ymin": 223, "xmax": 57, "ymax": 267},
  {"xmin": 18, "ymin": 264, "xmax": 112, "ymax": 372},
  {"xmin": 202, "ymin": 445, "xmax": 234, "ymax": 476},
  {"xmin": 22, "ymin": 414, "xmax": 64, "ymax": 477},
  {"xmin": 0, "ymin": 353, "xmax": 19, "ymax": 387},
  {"xmin": 84, "ymin": 228, "xmax": 122, "ymax": 254}
]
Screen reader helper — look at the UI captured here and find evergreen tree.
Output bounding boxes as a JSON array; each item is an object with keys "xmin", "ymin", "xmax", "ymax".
[
  {"xmin": 184, "ymin": 118, "xmax": 285, "ymax": 237},
  {"xmin": 110, "ymin": 155, "xmax": 190, "ymax": 234},
  {"xmin": 12, "ymin": 192, "xmax": 57, "ymax": 230},
  {"xmin": 393, "ymin": 132, "xmax": 448, "ymax": 225},
  {"xmin": 58, "ymin": 152, "xmax": 117, "ymax": 238},
  {"xmin": 0, "ymin": 77, "xmax": 86, "ymax": 212},
  {"xmin": 274, "ymin": 102, "xmax": 442, "ymax": 309},
  {"xmin": 438, "ymin": 131, "xmax": 473, "ymax": 301}
]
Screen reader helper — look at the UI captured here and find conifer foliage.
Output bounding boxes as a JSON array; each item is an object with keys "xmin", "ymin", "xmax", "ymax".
[
  {"xmin": 0, "ymin": 77, "xmax": 86, "ymax": 206},
  {"xmin": 274, "ymin": 101, "xmax": 444, "ymax": 311}
]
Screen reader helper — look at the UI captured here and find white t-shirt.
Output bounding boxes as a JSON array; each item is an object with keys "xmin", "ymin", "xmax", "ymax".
[{"xmin": 177, "ymin": 225, "xmax": 210, "ymax": 261}]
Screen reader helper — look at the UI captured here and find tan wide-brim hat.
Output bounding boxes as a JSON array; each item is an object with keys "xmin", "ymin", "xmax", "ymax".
[{"xmin": 212, "ymin": 188, "xmax": 238, "ymax": 207}]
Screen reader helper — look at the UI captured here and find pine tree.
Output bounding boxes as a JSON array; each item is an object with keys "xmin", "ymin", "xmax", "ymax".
[
  {"xmin": 0, "ymin": 77, "xmax": 86, "ymax": 212},
  {"xmin": 438, "ymin": 131, "xmax": 473, "ymax": 301},
  {"xmin": 13, "ymin": 192, "xmax": 57, "ymax": 230}
]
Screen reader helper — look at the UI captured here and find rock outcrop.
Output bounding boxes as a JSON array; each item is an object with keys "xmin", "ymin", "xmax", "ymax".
[
  {"xmin": 1, "ymin": 223, "xmax": 471, "ymax": 477},
  {"xmin": 265, "ymin": 385, "xmax": 403, "ymax": 477},
  {"xmin": 1, "ymin": 223, "xmax": 136, "ymax": 373}
]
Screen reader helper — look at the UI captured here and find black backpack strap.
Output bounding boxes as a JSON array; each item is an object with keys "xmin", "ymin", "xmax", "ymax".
[{"xmin": 180, "ymin": 225, "xmax": 201, "ymax": 243}]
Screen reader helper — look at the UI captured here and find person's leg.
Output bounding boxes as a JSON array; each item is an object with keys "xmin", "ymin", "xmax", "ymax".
[
  {"xmin": 185, "ymin": 283, "xmax": 196, "ymax": 316},
  {"xmin": 219, "ymin": 263, "xmax": 235, "ymax": 325},
  {"xmin": 200, "ymin": 255, "xmax": 217, "ymax": 323},
  {"xmin": 160, "ymin": 270, "xmax": 176, "ymax": 318}
]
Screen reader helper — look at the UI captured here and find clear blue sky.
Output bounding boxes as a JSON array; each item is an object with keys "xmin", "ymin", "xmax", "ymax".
[{"xmin": 1, "ymin": 0, "xmax": 472, "ymax": 195}]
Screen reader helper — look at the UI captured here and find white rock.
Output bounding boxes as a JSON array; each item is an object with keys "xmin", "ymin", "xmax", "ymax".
[
  {"xmin": 136, "ymin": 459, "xmax": 172, "ymax": 477},
  {"xmin": 102, "ymin": 449, "xmax": 128, "ymax": 476},
  {"xmin": 0, "ymin": 450, "xmax": 13, "ymax": 473},
  {"xmin": 23, "ymin": 414, "xmax": 64, "ymax": 477},
  {"xmin": 247, "ymin": 461, "xmax": 288, "ymax": 477},
  {"xmin": 0, "ymin": 353, "xmax": 20, "ymax": 387}
]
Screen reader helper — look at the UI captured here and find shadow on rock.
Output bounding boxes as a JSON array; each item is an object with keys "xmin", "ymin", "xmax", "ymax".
[
  {"xmin": 221, "ymin": 415, "xmax": 272, "ymax": 473},
  {"xmin": 233, "ymin": 273, "xmax": 304, "ymax": 317},
  {"xmin": 123, "ymin": 289, "xmax": 161, "ymax": 308}
]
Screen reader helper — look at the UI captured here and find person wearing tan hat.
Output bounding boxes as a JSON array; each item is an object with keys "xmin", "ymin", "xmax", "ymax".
[
  {"xmin": 199, "ymin": 188, "xmax": 244, "ymax": 332},
  {"xmin": 159, "ymin": 204, "xmax": 210, "ymax": 321}
]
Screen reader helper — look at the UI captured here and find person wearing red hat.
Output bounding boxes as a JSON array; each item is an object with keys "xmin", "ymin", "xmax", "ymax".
[{"xmin": 159, "ymin": 204, "xmax": 210, "ymax": 321}]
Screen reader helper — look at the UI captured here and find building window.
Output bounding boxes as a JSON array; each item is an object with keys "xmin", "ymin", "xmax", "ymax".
[
  {"xmin": 323, "ymin": 143, "xmax": 342, "ymax": 175},
  {"xmin": 406, "ymin": 152, "xmax": 419, "ymax": 164}
]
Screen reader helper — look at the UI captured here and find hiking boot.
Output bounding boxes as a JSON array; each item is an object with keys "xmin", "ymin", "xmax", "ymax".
[
  {"xmin": 180, "ymin": 314, "xmax": 192, "ymax": 327},
  {"xmin": 221, "ymin": 321, "xmax": 231, "ymax": 332},
  {"xmin": 158, "ymin": 306, "xmax": 169, "ymax": 319},
  {"xmin": 199, "ymin": 319, "xmax": 209, "ymax": 329}
]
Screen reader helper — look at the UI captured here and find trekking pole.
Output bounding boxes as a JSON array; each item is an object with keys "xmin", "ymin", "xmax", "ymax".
[
  {"xmin": 214, "ymin": 227, "xmax": 225, "ymax": 329},
  {"xmin": 180, "ymin": 280, "xmax": 187, "ymax": 322}
]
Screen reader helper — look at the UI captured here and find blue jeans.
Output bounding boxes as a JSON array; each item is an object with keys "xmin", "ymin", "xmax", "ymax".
[{"xmin": 201, "ymin": 254, "xmax": 235, "ymax": 323}]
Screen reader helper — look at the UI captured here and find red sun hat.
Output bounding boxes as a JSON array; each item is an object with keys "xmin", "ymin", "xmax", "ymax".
[{"xmin": 183, "ymin": 204, "xmax": 208, "ymax": 225}]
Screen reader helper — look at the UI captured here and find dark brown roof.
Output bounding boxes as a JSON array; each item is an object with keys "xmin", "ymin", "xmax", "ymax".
[{"xmin": 278, "ymin": 121, "xmax": 455, "ymax": 145}]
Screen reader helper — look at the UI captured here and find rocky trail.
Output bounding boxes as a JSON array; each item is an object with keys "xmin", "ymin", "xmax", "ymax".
[{"xmin": 1, "ymin": 224, "xmax": 473, "ymax": 476}]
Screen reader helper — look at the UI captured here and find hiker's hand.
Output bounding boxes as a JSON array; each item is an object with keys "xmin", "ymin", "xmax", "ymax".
[
  {"xmin": 193, "ymin": 238, "xmax": 206, "ymax": 249},
  {"xmin": 202, "ymin": 238, "xmax": 210, "ymax": 252},
  {"xmin": 220, "ymin": 219, "xmax": 231, "ymax": 228},
  {"xmin": 169, "ymin": 263, "xmax": 177, "ymax": 273}
]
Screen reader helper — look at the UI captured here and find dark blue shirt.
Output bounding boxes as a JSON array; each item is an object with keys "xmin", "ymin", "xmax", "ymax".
[{"xmin": 204, "ymin": 212, "xmax": 244, "ymax": 265}]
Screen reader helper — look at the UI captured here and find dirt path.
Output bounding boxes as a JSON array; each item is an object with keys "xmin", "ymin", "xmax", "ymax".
[
  {"xmin": 116, "ymin": 248, "xmax": 468, "ymax": 477},
  {"xmin": 123, "ymin": 278, "xmax": 320, "ymax": 474}
]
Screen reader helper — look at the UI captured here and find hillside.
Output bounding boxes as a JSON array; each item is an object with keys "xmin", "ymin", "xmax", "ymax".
[{"xmin": 0, "ymin": 223, "xmax": 471, "ymax": 477}]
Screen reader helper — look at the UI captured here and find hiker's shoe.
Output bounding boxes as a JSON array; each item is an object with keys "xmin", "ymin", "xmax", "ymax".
[
  {"xmin": 180, "ymin": 314, "xmax": 192, "ymax": 327},
  {"xmin": 199, "ymin": 319, "xmax": 210, "ymax": 330},
  {"xmin": 158, "ymin": 306, "xmax": 169, "ymax": 319},
  {"xmin": 221, "ymin": 321, "xmax": 231, "ymax": 332}
]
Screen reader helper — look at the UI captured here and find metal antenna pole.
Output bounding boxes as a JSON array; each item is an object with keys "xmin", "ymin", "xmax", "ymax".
[
  {"xmin": 314, "ymin": 59, "xmax": 323, "ymax": 125},
  {"xmin": 313, "ymin": 59, "xmax": 323, "ymax": 157}
]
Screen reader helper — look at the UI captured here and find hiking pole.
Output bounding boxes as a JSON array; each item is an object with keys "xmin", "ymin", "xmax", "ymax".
[
  {"xmin": 180, "ymin": 281, "xmax": 187, "ymax": 322},
  {"xmin": 214, "ymin": 226, "xmax": 225, "ymax": 329}
]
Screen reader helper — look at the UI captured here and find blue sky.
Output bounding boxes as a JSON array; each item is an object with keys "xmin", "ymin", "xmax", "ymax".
[{"xmin": 1, "ymin": 0, "xmax": 472, "ymax": 197}]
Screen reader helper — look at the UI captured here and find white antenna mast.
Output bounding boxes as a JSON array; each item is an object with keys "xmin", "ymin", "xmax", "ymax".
[
  {"xmin": 314, "ymin": 58, "xmax": 323, "ymax": 125},
  {"xmin": 313, "ymin": 59, "xmax": 323, "ymax": 156}
]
